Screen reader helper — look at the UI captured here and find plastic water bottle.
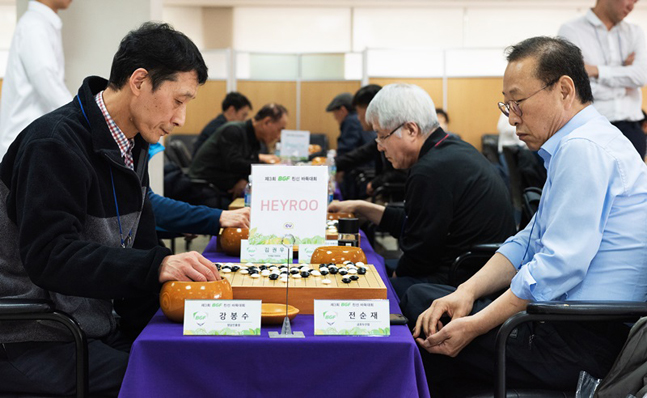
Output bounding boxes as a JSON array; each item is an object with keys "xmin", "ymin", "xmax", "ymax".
[
  {"xmin": 326, "ymin": 149, "xmax": 337, "ymax": 177},
  {"xmin": 244, "ymin": 176, "xmax": 252, "ymax": 207}
]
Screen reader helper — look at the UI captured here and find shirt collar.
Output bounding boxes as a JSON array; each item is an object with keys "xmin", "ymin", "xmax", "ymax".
[
  {"xmin": 538, "ymin": 105, "xmax": 598, "ymax": 168},
  {"xmin": 29, "ymin": 1, "xmax": 63, "ymax": 30},
  {"xmin": 94, "ymin": 91, "xmax": 134, "ymax": 163}
]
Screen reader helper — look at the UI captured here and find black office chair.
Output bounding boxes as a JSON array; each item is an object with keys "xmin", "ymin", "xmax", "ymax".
[
  {"xmin": 165, "ymin": 140, "xmax": 193, "ymax": 172},
  {"xmin": 0, "ymin": 299, "xmax": 88, "ymax": 398}
]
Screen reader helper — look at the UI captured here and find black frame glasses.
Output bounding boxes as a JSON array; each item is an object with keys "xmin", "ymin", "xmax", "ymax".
[
  {"xmin": 375, "ymin": 123, "xmax": 405, "ymax": 145},
  {"xmin": 498, "ymin": 79, "xmax": 559, "ymax": 117}
]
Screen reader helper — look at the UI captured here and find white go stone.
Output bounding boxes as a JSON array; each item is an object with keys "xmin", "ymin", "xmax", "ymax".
[
  {"xmin": 281, "ymin": 277, "xmax": 288, "ymax": 283},
  {"xmin": 225, "ymin": 262, "xmax": 234, "ymax": 267},
  {"xmin": 250, "ymin": 273, "xmax": 261, "ymax": 279},
  {"xmin": 240, "ymin": 270, "xmax": 249, "ymax": 274},
  {"xmin": 291, "ymin": 274, "xmax": 302, "ymax": 279},
  {"xmin": 356, "ymin": 262, "xmax": 365, "ymax": 267},
  {"xmin": 221, "ymin": 268, "xmax": 232, "ymax": 273},
  {"xmin": 347, "ymin": 269, "xmax": 358, "ymax": 274},
  {"xmin": 261, "ymin": 270, "xmax": 271, "ymax": 277},
  {"xmin": 310, "ymin": 270, "xmax": 321, "ymax": 277},
  {"xmin": 322, "ymin": 279, "xmax": 332, "ymax": 285}
]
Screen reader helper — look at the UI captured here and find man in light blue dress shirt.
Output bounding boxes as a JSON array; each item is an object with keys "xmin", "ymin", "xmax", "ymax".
[{"xmin": 401, "ymin": 36, "xmax": 647, "ymax": 396}]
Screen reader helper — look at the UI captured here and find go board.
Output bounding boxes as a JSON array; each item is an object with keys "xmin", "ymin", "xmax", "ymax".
[{"xmin": 220, "ymin": 263, "xmax": 387, "ymax": 314}]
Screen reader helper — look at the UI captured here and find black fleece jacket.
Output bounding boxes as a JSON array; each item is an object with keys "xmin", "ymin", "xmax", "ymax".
[{"xmin": 0, "ymin": 76, "xmax": 170, "ymax": 342}]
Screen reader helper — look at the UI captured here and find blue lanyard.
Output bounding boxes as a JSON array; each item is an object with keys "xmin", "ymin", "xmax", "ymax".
[{"xmin": 77, "ymin": 96, "xmax": 132, "ymax": 248}]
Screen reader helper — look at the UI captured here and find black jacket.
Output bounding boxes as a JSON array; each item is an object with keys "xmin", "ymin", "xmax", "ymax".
[
  {"xmin": 379, "ymin": 128, "xmax": 516, "ymax": 279},
  {"xmin": 192, "ymin": 113, "xmax": 227, "ymax": 156},
  {"xmin": 0, "ymin": 76, "xmax": 170, "ymax": 342},
  {"xmin": 189, "ymin": 119, "xmax": 260, "ymax": 192}
]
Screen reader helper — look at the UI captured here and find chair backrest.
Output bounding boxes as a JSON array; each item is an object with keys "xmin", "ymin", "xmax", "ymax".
[
  {"xmin": 166, "ymin": 140, "xmax": 193, "ymax": 169},
  {"xmin": 502, "ymin": 145, "xmax": 523, "ymax": 212},
  {"xmin": 520, "ymin": 187, "xmax": 542, "ymax": 230}
]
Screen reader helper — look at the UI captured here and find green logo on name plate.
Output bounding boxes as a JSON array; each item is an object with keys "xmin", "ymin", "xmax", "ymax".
[{"xmin": 323, "ymin": 311, "xmax": 337, "ymax": 325}]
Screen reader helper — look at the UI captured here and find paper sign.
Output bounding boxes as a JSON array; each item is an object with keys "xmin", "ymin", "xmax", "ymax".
[
  {"xmin": 240, "ymin": 240, "xmax": 293, "ymax": 264},
  {"xmin": 280, "ymin": 130, "xmax": 310, "ymax": 161},
  {"xmin": 183, "ymin": 300, "xmax": 261, "ymax": 336},
  {"xmin": 298, "ymin": 240, "xmax": 339, "ymax": 264},
  {"xmin": 249, "ymin": 165, "xmax": 328, "ymax": 248},
  {"xmin": 314, "ymin": 300, "xmax": 390, "ymax": 336}
]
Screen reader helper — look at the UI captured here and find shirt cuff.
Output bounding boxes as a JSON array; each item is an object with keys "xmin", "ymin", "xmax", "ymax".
[
  {"xmin": 510, "ymin": 266, "xmax": 537, "ymax": 301},
  {"xmin": 496, "ymin": 238, "xmax": 527, "ymax": 270}
]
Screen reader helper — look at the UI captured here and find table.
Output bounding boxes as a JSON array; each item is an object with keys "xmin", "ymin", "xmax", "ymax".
[{"xmin": 119, "ymin": 232, "xmax": 429, "ymax": 398}]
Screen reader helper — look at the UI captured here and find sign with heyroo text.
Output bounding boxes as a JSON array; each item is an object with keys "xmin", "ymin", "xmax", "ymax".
[
  {"xmin": 314, "ymin": 300, "xmax": 390, "ymax": 336},
  {"xmin": 183, "ymin": 300, "xmax": 261, "ymax": 336},
  {"xmin": 280, "ymin": 130, "xmax": 310, "ymax": 161},
  {"xmin": 249, "ymin": 165, "xmax": 328, "ymax": 248}
]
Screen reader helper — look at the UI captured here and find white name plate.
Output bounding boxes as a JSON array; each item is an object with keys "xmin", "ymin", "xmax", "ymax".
[
  {"xmin": 240, "ymin": 240, "xmax": 294, "ymax": 264},
  {"xmin": 298, "ymin": 240, "xmax": 338, "ymax": 264},
  {"xmin": 314, "ymin": 300, "xmax": 390, "ymax": 336},
  {"xmin": 183, "ymin": 300, "xmax": 262, "ymax": 336}
]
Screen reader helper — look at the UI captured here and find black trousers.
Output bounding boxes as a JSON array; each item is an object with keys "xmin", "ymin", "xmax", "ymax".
[
  {"xmin": 401, "ymin": 284, "xmax": 629, "ymax": 397},
  {"xmin": 612, "ymin": 120, "xmax": 646, "ymax": 159},
  {"xmin": 0, "ymin": 329, "xmax": 132, "ymax": 397}
]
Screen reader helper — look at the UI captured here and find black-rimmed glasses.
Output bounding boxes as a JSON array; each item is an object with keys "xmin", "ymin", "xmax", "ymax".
[{"xmin": 375, "ymin": 123, "xmax": 405, "ymax": 145}]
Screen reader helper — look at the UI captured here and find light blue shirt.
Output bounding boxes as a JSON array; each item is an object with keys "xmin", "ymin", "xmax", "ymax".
[{"xmin": 498, "ymin": 105, "xmax": 647, "ymax": 302}]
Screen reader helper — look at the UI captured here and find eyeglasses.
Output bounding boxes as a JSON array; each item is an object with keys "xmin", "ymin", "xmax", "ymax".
[
  {"xmin": 498, "ymin": 79, "xmax": 558, "ymax": 117},
  {"xmin": 375, "ymin": 123, "xmax": 405, "ymax": 145}
]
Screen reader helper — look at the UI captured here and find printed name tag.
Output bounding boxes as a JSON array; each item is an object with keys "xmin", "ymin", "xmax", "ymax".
[
  {"xmin": 240, "ymin": 240, "xmax": 293, "ymax": 264},
  {"xmin": 314, "ymin": 300, "xmax": 390, "ymax": 336},
  {"xmin": 183, "ymin": 300, "xmax": 261, "ymax": 336}
]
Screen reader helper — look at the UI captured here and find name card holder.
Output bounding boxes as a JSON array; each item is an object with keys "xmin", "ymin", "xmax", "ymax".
[
  {"xmin": 183, "ymin": 300, "xmax": 262, "ymax": 336},
  {"xmin": 314, "ymin": 300, "xmax": 390, "ymax": 336}
]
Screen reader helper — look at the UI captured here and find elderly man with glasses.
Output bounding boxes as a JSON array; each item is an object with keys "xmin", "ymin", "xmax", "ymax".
[
  {"xmin": 400, "ymin": 36, "xmax": 647, "ymax": 397},
  {"xmin": 328, "ymin": 83, "xmax": 516, "ymax": 299}
]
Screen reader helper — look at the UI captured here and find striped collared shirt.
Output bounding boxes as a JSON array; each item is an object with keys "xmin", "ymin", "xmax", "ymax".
[{"xmin": 94, "ymin": 91, "xmax": 134, "ymax": 169}]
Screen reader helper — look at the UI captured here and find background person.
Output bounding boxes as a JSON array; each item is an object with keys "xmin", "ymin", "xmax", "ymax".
[
  {"xmin": 559, "ymin": 0, "xmax": 647, "ymax": 159},
  {"xmin": 0, "ymin": 0, "xmax": 74, "ymax": 160}
]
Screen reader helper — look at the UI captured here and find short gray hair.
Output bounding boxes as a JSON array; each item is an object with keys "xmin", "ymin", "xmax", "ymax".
[{"xmin": 365, "ymin": 83, "xmax": 439, "ymax": 137}]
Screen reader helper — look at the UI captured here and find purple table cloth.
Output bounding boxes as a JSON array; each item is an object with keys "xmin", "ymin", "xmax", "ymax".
[{"xmin": 119, "ymin": 232, "xmax": 429, "ymax": 398}]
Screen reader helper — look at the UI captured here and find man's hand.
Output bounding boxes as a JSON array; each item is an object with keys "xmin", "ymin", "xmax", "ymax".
[
  {"xmin": 625, "ymin": 52, "xmax": 636, "ymax": 66},
  {"xmin": 159, "ymin": 251, "xmax": 221, "ymax": 283},
  {"xmin": 259, "ymin": 154, "xmax": 280, "ymax": 164},
  {"xmin": 416, "ymin": 316, "xmax": 480, "ymax": 357},
  {"xmin": 220, "ymin": 207, "xmax": 251, "ymax": 228},
  {"xmin": 585, "ymin": 64, "xmax": 599, "ymax": 78},
  {"xmin": 328, "ymin": 200, "xmax": 358, "ymax": 214},
  {"xmin": 412, "ymin": 289, "xmax": 475, "ymax": 339},
  {"xmin": 366, "ymin": 182, "xmax": 374, "ymax": 196},
  {"xmin": 228, "ymin": 179, "xmax": 248, "ymax": 198}
]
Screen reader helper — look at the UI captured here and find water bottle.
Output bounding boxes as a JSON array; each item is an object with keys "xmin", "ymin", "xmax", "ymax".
[{"xmin": 244, "ymin": 176, "xmax": 252, "ymax": 207}]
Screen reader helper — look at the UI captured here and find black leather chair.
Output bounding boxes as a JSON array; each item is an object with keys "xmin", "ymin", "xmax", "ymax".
[
  {"xmin": 492, "ymin": 301, "xmax": 647, "ymax": 398},
  {"xmin": 0, "ymin": 299, "xmax": 88, "ymax": 397}
]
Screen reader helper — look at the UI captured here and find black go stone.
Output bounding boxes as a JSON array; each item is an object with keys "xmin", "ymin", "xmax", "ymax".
[
  {"xmin": 329, "ymin": 266, "xmax": 339, "ymax": 274},
  {"xmin": 357, "ymin": 267, "xmax": 367, "ymax": 275},
  {"xmin": 231, "ymin": 265, "xmax": 240, "ymax": 272},
  {"xmin": 320, "ymin": 269, "xmax": 329, "ymax": 276},
  {"xmin": 290, "ymin": 269, "xmax": 300, "ymax": 275},
  {"xmin": 341, "ymin": 277, "xmax": 351, "ymax": 284},
  {"xmin": 300, "ymin": 270, "xmax": 310, "ymax": 278},
  {"xmin": 338, "ymin": 269, "xmax": 348, "ymax": 276},
  {"xmin": 269, "ymin": 274, "xmax": 280, "ymax": 280},
  {"xmin": 349, "ymin": 275, "xmax": 359, "ymax": 281}
]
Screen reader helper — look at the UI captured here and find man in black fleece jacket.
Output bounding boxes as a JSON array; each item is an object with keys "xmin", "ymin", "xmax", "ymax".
[
  {"xmin": 0, "ymin": 22, "xmax": 222, "ymax": 397},
  {"xmin": 329, "ymin": 84, "xmax": 516, "ymax": 299}
]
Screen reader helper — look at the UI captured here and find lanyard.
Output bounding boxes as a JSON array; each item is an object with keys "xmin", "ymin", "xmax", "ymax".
[{"xmin": 77, "ymin": 96, "xmax": 133, "ymax": 248}]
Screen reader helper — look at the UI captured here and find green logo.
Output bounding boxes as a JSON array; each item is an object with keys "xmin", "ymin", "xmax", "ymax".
[
  {"xmin": 323, "ymin": 310, "xmax": 337, "ymax": 325},
  {"xmin": 278, "ymin": 176, "xmax": 290, "ymax": 181},
  {"xmin": 193, "ymin": 311, "xmax": 208, "ymax": 326}
]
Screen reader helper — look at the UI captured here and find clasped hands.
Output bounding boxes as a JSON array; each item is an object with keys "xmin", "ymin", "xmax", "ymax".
[{"xmin": 412, "ymin": 290, "xmax": 481, "ymax": 357}]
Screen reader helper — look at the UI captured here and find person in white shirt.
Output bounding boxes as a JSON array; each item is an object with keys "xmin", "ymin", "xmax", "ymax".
[
  {"xmin": 559, "ymin": 0, "xmax": 647, "ymax": 159},
  {"xmin": 0, "ymin": 0, "xmax": 73, "ymax": 160}
]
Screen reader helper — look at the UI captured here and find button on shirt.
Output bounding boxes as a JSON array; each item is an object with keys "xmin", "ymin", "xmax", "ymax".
[
  {"xmin": 95, "ymin": 91, "xmax": 134, "ymax": 169},
  {"xmin": 498, "ymin": 105, "xmax": 647, "ymax": 302},
  {"xmin": 558, "ymin": 10, "xmax": 647, "ymax": 122},
  {"xmin": 0, "ymin": 1, "xmax": 72, "ymax": 160}
]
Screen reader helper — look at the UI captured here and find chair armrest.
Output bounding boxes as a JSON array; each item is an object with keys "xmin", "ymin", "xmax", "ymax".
[
  {"xmin": 469, "ymin": 243, "xmax": 502, "ymax": 253},
  {"xmin": 495, "ymin": 301, "xmax": 647, "ymax": 398},
  {"xmin": 0, "ymin": 299, "xmax": 54, "ymax": 314}
]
